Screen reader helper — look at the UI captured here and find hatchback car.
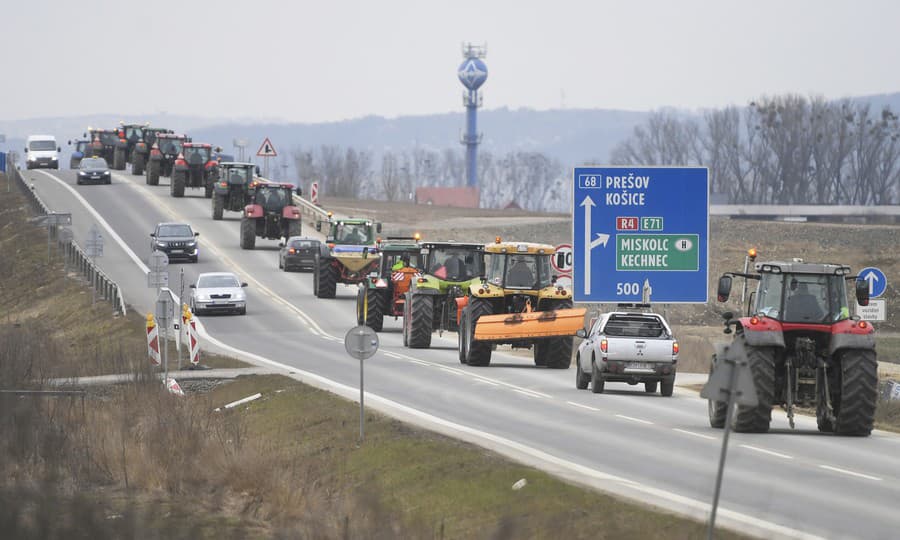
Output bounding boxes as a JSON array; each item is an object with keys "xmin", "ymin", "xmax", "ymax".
[
  {"xmin": 189, "ymin": 272, "xmax": 248, "ymax": 315},
  {"xmin": 150, "ymin": 222, "xmax": 199, "ymax": 263},
  {"xmin": 278, "ymin": 236, "xmax": 320, "ymax": 272},
  {"xmin": 76, "ymin": 157, "xmax": 112, "ymax": 185}
]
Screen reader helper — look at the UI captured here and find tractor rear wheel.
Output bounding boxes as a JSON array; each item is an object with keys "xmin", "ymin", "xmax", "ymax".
[
  {"xmin": 171, "ymin": 171, "xmax": 185, "ymax": 197},
  {"xmin": 240, "ymin": 217, "xmax": 255, "ymax": 249},
  {"xmin": 315, "ymin": 258, "xmax": 337, "ymax": 299},
  {"xmin": 212, "ymin": 195, "xmax": 224, "ymax": 220},
  {"xmin": 464, "ymin": 298, "xmax": 493, "ymax": 366},
  {"xmin": 708, "ymin": 356, "xmax": 728, "ymax": 428},
  {"xmin": 132, "ymin": 153, "xmax": 145, "ymax": 175},
  {"xmin": 407, "ymin": 294, "xmax": 434, "ymax": 349},
  {"xmin": 146, "ymin": 160, "xmax": 160, "ymax": 185},
  {"xmin": 534, "ymin": 337, "xmax": 573, "ymax": 369},
  {"xmin": 204, "ymin": 181, "xmax": 213, "ymax": 199},
  {"xmin": 364, "ymin": 289, "xmax": 385, "ymax": 332},
  {"xmin": 113, "ymin": 148, "xmax": 125, "ymax": 170},
  {"xmin": 403, "ymin": 295, "xmax": 412, "ymax": 348},
  {"xmin": 834, "ymin": 349, "xmax": 877, "ymax": 436},
  {"xmin": 457, "ymin": 310, "xmax": 468, "ymax": 363},
  {"xmin": 733, "ymin": 344, "xmax": 775, "ymax": 433}
]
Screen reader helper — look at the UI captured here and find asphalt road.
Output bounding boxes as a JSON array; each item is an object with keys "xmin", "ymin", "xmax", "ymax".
[{"xmin": 20, "ymin": 167, "xmax": 900, "ymax": 539}]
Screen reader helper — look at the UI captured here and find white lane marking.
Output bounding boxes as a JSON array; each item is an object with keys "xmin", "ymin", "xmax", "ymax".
[
  {"xmin": 408, "ymin": 359, "xmax": 430, "ymax": 366},
  {"xmin": 739, "ymin": 444, "xmax": 793, "ymax": 460},
  {"xmin": 440, "ymin": 367, "xmax": 463, "ymax": 375},
  {"xmin": 818, "ymin": 465, "xmax": 882, "ymax": 481},
  {"xmin": 384, "ymin": 352, "xmax": 403, "ymax": 359},
  {"xmin": 35, "ymin": 170, "xmax": 150, "ymax": 273},
  {"xmin": 615, "ymin": 414, "xmax": 654, "ymax": 425},
  {"xmin": 42, "ymin": 168, "xmax": 826, "ymax": 540},
  {"xmin": 672, "ymin": 428, "xmax": 716, "ymax": 441},
  {"xmin": 567, "ymin": 401, "xmax": 600, "ymax": 412},
  {"xmin": 514, "ymin": 389, "xmax": 543, "ymax": 398},
  {"xmin": 474, "ymin": 379, "xmax": 499, "ymax": 387}
]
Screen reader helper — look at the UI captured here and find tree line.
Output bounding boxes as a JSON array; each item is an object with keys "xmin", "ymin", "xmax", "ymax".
[
  {"xmin": 291, "ymin": 146, "xmax": 569, "ymax": 212},
  {"xmin": 610, "ymin": 95, "xmax": 900, "ymax": 205}
]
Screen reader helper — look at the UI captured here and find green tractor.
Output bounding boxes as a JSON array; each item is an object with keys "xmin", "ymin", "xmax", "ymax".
[
  {"xmin": 403, "ymin": 241, "xmax": 486, "ymax": 349},
  {"xmin": 356, "ymin": 236, "xmax": 423, "ymax": 332},
  {"xmin": 312, "ymin": 215, "xmax": 381, "ymax": 299},
  {"xmin": 212, "ymin": 162, "xmax": 255, "ymax": 220}
]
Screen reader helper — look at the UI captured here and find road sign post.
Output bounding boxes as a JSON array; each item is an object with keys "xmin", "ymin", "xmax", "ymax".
[
  {"xmin": 148, "ymin": 251, "xmax": 169, "ymax": 293},
  {"xmin": 86, "ymin": 224, "xmax": 104, "ymax": 304},
  {"xmin": 572, "ymin": 167, "xmax": 709, "ymax": 303},
  {"xmin": 36, "ymin": 212, "xmax": 72, "ymax": 264},
  {"xmin": 344, "ymin": 326, "xmax": 379, "ymax": 442},
  {"xmin": 156, "ymin": 288, "xmax": 176, "ymax": 388},
  {"xmin": 700, "ymin": 338, "xmax": 759, "ymax": 540}
]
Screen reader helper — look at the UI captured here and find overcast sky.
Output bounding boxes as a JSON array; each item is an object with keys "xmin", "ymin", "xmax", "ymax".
[{"xmin": 3, "ymin": 0, "xmax": 899, "ymax": 123}]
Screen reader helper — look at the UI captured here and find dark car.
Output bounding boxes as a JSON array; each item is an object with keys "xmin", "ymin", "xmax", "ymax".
[
  {"xmin": 150, "ymin": 222, "xmax": 199, "ymax": 263},
  {"xmin": 76, "ymin": 157, "xmax": 112, "ymax": 185},
  {"xmin": 278, "ymin": 236, "xmax": 320, "ymax": 271}
]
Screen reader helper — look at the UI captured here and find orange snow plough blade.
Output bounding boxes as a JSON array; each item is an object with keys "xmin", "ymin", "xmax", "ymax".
[{"xmin": 474, "ymin": 307, "xmax": 587, "ymax": 342}]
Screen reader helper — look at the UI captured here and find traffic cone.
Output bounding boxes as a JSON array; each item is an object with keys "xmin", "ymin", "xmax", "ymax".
[
  {"xmin": 166, "ymin": 377, "xmax": 185, "ymax": 396},
  {"xmin": 146, "ymin": 313, "xmax": 161, "ymax": 366}
]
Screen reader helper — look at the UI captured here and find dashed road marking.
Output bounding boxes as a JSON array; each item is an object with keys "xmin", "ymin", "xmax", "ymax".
[
  {"xmin": 739, "ymin": 444, "xmax": 793, "ymax": 460},
  {"xmin": 818, "ymin": 465, "xmax": 882, "ymax": 481},
  {"xmin": 672, "ymin": 428, "xmax": 716, "ymax": 440},
  {"xmin": 514, "ymin": 389, "xmax": 544, "ymax": 398},
  {"xmin": 567, "ymin": 401, "xmax": 601, "ymax": 412},
  {"xmin": 615, "ymin": 414, "xmax": 653, "ymax": 425}
]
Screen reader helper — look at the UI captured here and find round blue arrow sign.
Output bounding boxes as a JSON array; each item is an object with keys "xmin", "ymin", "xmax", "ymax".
[{"xmin": 857, "ymin": 267, "xmax": 887, "ymax": 298}]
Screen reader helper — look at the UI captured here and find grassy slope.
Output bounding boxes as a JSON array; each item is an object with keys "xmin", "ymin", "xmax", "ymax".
[{"xmin": 0, "ymin": 175, "xmax": 750, "ymax": 538}]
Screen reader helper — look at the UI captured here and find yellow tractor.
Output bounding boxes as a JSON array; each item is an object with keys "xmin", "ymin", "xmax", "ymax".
[{"xmin": 457, "ymin": 239, "xmax": 586, "ymax": 368}]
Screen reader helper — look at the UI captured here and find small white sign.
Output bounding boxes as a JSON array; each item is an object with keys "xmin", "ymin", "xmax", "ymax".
[
  {"xmin": 554, "ymin": 274, "xmax": 573, "ymax": 288},
  {"xmin": 856, "ymin": 299, "xmax": 886, "ymax": 322}
]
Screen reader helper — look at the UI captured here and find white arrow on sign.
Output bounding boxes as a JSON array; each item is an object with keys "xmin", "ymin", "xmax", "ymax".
[
  {"xmin": 863, "ymin": 270, "xmax": 879, "ymax": 296},
  {"xmin": 580, "ymin": 195, "xmax": 610, "ymax": 295}
]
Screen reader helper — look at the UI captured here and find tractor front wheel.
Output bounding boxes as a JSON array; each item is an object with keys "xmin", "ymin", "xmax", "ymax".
[
  {"xmin": 315, "ymin": 258, "xmax": 337, "ymax": 299},
  {"xmin": 363, "ymin": 289, "xmax": 385, "ymax": 332},
  {"xmin": 146, "ymin": 160, "xmax": 160, "ymax": 185},
  {"xmin": 113, "ymin": 147, "xmax": 126, "ymax": 170},
  {"xmin": 171, "ymin": 171, "xmax": 185, "ymax": 197},
  {"xmin": 132, "ymin": 153, "xmax": 145, "ymax": 175},
  {"xmin": 240, "ymin": 217, "xmax": 256, "ymax": 249},
  {"xmin": 464, "ymin": 298, "xmax": 493, "ymax": 367},
  {"xmin": 212, "ymin": 194, "xmax": 224, "ymax": 220},
  {"xmin": 407, "ymin": 294, "xmax": 434, "ymax": 349},
  {"xmin": 204, "ymin": 181, "xmax": 214, "ymax": 199}
]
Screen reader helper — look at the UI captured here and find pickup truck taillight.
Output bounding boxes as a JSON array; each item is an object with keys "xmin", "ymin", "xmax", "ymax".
[
  {"xmin": 600, "ymin": 338, "xmax": 608, "ymax": 353},
  {"xmin": 672, "ymin": 341, "xmax": 679, "ymax": 355}
]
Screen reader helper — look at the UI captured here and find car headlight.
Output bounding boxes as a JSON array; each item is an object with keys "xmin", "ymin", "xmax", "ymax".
[
  {"xmin": 78, "ymin": 171, "xmax": 88, "ymax": 176},
  {"xmin": 155, "ymin": 241, "xmax": 167, "ymax": 248},
  {"xmin": 186, "ymin": 240, "xmax": 196, "ymax": 246},
  {"xmin": 234, "ymin": 292, "xmax": 246, "ymax": 301},
  {"xmin": 102, "ymin": 171, "xmax": 110, "ymax": 176}
]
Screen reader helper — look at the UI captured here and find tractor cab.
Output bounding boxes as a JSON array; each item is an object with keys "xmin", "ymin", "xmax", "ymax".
[
  {"xmin": 250, "ymin": 182, "xmax": 294, "ymax": 211},
  {"xmin": 484, "ymin": 241, "xmax": 554, "ymax": 291},
  {"xmin": 420, "ymin": 242, "xmax": 485, "ymax": 283},
  {"xmin": 155, "ymin": 134, "xmax": 188, "ymax": 158}
]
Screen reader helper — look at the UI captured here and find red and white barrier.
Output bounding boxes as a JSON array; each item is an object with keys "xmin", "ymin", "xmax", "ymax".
[
  {"xmin": 146, "ymin": 314, "xmax": 160, "ymax": 366},
  {"xmin": 166, "ymin": 377, "xmax": 185, "ymax": 396},
  {"xmin": 183, "ymin": 306, "xmax": 201, "ymax": 366}
]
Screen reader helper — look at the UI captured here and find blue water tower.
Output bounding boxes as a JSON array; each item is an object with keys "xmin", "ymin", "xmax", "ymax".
[{"xmin": 458, "ymin": 44, "xmax": 487, "ymax": 189}]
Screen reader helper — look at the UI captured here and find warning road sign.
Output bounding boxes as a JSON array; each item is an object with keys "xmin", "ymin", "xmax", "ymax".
[{"xmin": 256, "ymin": 137, "xmax": 277, "ymax": 157}]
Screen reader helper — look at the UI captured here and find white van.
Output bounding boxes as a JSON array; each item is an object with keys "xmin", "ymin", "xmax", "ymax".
[{"xmin": 25, "ymin": 135, "xmax": 61, "ymax": 170}]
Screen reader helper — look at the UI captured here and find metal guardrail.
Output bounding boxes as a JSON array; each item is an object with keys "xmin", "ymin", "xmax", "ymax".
[{"xmin": 7, "ymin": 164, "xmax": 127, "ymax": 316}]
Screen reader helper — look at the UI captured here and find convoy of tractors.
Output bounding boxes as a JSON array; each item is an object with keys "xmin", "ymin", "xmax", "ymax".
[{"xmin": 72, "ymin": 121, "xmax": 881, "ymax": 438}]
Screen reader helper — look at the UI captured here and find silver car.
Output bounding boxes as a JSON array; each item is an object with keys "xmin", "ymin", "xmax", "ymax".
[{"xmin": 189, "ymin": 272, "xmax": 248, "ymax": 315}]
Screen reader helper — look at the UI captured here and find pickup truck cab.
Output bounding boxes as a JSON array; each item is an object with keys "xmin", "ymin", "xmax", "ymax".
[{"xmin": 576, "ymin": 311, "xmax": 678, "ymax": 396}]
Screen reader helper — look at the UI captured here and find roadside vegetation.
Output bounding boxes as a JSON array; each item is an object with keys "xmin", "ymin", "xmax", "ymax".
[{"xmin": 2, "ymin": 176, "xmax": 754, "ymax": 537}]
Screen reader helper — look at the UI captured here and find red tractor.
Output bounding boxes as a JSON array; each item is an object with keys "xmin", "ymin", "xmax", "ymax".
[
  {"xmin": 711, "ymin": 253, "xmax": 877, "ymax": 435},
  {"xmin": 171, "ymin": 142, "xmax": 220, "ymax": 198},
  {"xmin": 146, "ymin": 133, "xmax": 190, "ymax": 186},
  {"xmin": 239, "ymin": 182, "xmax": 303, "ymax": 249}
]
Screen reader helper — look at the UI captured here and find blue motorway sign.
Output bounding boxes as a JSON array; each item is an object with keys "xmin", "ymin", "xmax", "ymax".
[
  {"xmin": 572, "ymin": 167, "xmax": 709, "ymax": 303},
  {"xmin": 857, "ymin": 267, "xmax": 887, "ymax": 298}
]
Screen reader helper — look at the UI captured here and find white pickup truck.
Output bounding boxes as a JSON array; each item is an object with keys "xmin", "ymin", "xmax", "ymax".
[{"xmin": 575, "ymin": 311, "xmax": 678, "ymax": 396}]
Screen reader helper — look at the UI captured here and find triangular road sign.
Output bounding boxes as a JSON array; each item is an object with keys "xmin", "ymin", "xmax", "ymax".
[{"xmin": 256, "ymin": 137, "xmax": 277, "ymax": 157}]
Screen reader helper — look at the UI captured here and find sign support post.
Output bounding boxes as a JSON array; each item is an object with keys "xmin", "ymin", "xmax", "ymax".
[{"xmin": 344, "ymin": 326, "xmax": 379, "ymax": 442}]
